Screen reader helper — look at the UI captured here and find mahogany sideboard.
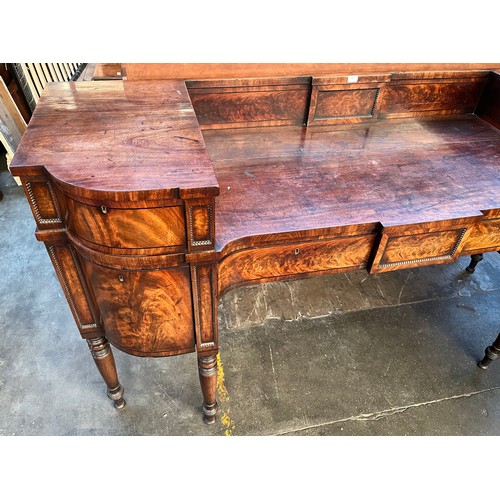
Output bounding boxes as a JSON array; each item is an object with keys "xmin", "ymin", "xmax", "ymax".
[{"xmin": 10, "ymin": 64, "xmax": 500, "ymax": 425}]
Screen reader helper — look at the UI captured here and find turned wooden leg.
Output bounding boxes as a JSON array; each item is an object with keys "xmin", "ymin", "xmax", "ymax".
[
  {"xmin": 198, "ymin": 354, "xmax": 218, "ymax": 425},
  {"xmin": 87, "ymin": 336, "xmax": 126, "ymax": 409},
  {"xmin": 478, "ymin": 333, "xmax": 500, "ymax": 370},
  {"xmin": 466, "ymin": 253, "xmax": 484, "ymax": 273}
]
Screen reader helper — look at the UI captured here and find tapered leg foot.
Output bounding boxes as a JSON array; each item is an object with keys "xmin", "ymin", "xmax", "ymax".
[
  {"xmin": 466, "ymin": 253, "xmax": 484, "ymax": 273},
  {"xmin": 107, "ymin": 384, "xmax": 126, "ymax": 409},
  {"xmin": 198, "ymin": 354, "xmax": 218, "ymax": 425},
  {"xmin": 478, "ymin": 333, "xmax": 500, "ymax": 370},
  {"xmin": 87, "ymin": 336, "xmax": 126, "ymax": 409}
]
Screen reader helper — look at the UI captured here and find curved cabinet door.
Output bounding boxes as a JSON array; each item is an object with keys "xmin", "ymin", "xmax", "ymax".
[{"xmin": 81, "ymin": 259, "xmax": 196, "ymax": 357}]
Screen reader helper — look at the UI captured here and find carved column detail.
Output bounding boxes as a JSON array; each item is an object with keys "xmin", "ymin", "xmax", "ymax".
[
  {"xmin": 197, "ymin": 354, "xmax": 217, "ymax": 424},
  {"xmin": 46, "ymin": 243, "xmax": 100, "ymax": 333},
  {"xmin": 191, "ymin": 263, "xmax": 218, "ymax": 350},
  {"xmin": 87, "ymin": 336, "xmax": 125, "ymax": 408}
]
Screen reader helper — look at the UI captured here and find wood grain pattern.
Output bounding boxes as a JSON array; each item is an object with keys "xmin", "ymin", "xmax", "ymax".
[
  {"xmin": 191, "ymin": 264, "xmax": 218, "ymax": 351},
  {"xmin": 185, "ymin": 199, "xmax": 215, "ymax": 252},
  {"xmin": 218, "ymin": 235, "xmax": 376, "ymax": 294},
  {"xmin": 10, "ymin": 65, "xmax": 500, "ymax": 425},
  {"xmin": 45, "ymin": 243, "xmax": 100, "ymax": 333},
  {"xmin": 370, "ymin": 218, "xmax": 479, "ymax": 272},
  {"xmin": 87, "ymin": 336, "xmax": 125, "ymax": 409},
  {"xmin": 381, "ymin": 230, "xmax": 462, "ymax": 263},
  {"xmin": 186, "ymin": 77, "xmax": 311, "ymax": 89},
  {"xmin": 23, "ymin": 179, "xmax": 62, "ymax": 228},
  {"xmin": 197, "ymin": 354, "xmax": 217, "ymax": 424},
  {"xmin": 389, "ymin": 71, "xmax": 490, "ymax": 80},
  {"xmin": 204, "ymin": 117, "xmax": 500, "ymax": 252},
  {"xmin": 310, "ymin": 88, "xmax": 379, "ymax": 124},
  {"xmin": 462, "ymin": 217, "xmax": 500, "ymax": 253},
  {"xmin": 81, "ymin": 261, "xmax": 196, "ymax": 357},
  {"xmin": 121, "ymin": 64, "xmax": 499, "ymax": 80},
  {"xmin": 65, "ymin": 198, "xmax": 186, "ymax": 250},
  {"xmin": 9, "ymin": 81, "xmax": 219, "ymax": 201},
  {"xmin": 312, "ymin": 75, "xmax": 391, "ymax": 86},
  {"xmin": 189, "ymin": 88, "xmax": 309, "ymax": 129},
  {"xmin": 379, "ymin": 81, "xmax": 486, "ymax": 117}
]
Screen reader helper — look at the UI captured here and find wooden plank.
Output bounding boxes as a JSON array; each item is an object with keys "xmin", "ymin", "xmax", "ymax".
[
  {"xmin": 21, "ymin": 63, "xmax": 41, "ymax": 102},
  {"xmin": 58, "ymin": 63, "xmax": 70, "ymax": 80},
  {"xmin": 0, "ymin": 77, "xmax": 25, "ymax": 184},
  {"xmin": 52, "ymin": 63, "xmax": 64, "ymax": 81},
  {"xmin": 63, "ymin": 63, "xmax": 73, "ymax": 79},
  {"xmin": 46, "ymin": 63, "xmax": 59, "ymax": 82},
  {"xmin": 27, "ymin": 63, "xmax": 44, "ymax": 97},
  {"xmin": 34, "ymin": 63, "xmax": 48, "ymax": 90},
  {"xmin": 0, "ymin": 77, "xmax": 26, "ymax": 134},
  {"xmin": 38, "ymin": 64, "xmax": 52, "ymax": 84}
]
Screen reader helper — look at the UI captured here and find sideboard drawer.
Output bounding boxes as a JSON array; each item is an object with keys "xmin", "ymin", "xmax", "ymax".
[
  {"xmin": 66, "ymin": 198, "xmax": 186, "ymax": 251},
  {"xmin": 81, "ymin": 261, "xmax": 196, "ymax": 356},
  {"xmin": 218, "ymin": 235, "xmax": 375, "ymax": 293},
  {"xmin": 370, "ymin": 219, "xmax": 477, "ymax": 273},
  {"xmin": 462, "ymin": 217, "xmax": 500, "ymax": 253}
]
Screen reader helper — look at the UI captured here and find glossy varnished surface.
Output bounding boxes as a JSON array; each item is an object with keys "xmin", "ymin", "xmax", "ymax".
[
  {"xmin": 203, "ymin": 117, "xmax": 500, "ymax": 252},
  {"xmin": 81, "ymin": 260, "xmax": 196, "ymax": 356},
  {"xmin": 10, "ymin": 81, "xmax": 219, "ymax": 201},
  {"xmin": 7, "ymin": 65, "xmax": 500, "ymax": 426},
  {"xmin": 122, "ymin": 63, "xmax": 499, "ymax": 80}
]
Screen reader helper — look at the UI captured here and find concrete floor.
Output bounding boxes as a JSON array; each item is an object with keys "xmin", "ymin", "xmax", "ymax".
[{"xmin": 1, "ymin": 161, "xmax": 499, "ymax": 436}]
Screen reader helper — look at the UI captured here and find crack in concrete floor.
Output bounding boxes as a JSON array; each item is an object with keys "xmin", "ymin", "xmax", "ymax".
[{"xmin": 276, "ymin": 386, "xmax": 500, "ymax": 435}]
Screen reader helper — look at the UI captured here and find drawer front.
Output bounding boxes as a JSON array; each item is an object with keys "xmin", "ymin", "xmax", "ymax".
[
  {"xmin": 370, "ymin": 220, "xmax": 476, "ymax": 273},
  {"xmin": 81, "ymin": 260, "xmax": 195, "ymax": 356},
  {"xmin": 66, "ymin": 198, "xmax": 186, "ymax": 251},
  {"xmin": 462, "ymin": 217, "xmax": 500, "ymax": 253},
  {"xmin": 218, "ymin": 235, "xmax": 375, "ymax": 294}
]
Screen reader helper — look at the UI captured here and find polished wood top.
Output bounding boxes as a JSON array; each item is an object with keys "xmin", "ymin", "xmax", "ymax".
[
  {"xmin": 10, "ymin": 71, "xmax": 500, "ymax": 255},
  {"xmin": 203, "ymin": 117, "xmax": 500, "ymax": 251},
  {"xmin": 122, "ymin": 63, "xmax": 500, "ymax": 80},
  {"xmin": 10, "ymin": 80, "xmax": 219, "ymax": 201}
]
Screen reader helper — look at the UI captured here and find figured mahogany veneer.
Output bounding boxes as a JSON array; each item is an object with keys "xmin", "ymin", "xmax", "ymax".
[{"xmin": 10, "ymin": 65, "xmax": 500, "ymax": 426}]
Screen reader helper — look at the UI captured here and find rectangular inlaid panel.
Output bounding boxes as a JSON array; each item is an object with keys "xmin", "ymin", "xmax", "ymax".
[
  {"xmin": 46, "ymin": 244, "xmax": 99, "ymax": 332},
  {"xmin": 185, "ymin": 200, "xmax": 215, "ymax": 251},
  {"xmin": 24, "ymin": 180, "xmax": 62, "ymax": 227},
  {"xmin": 370, "ymin": 225, "xmax": 473, "ymax": 273},
  {"xmin": 189, "ymin": 88, "xmax": 310, "ymax": 129},
  {"xmin": 82, "ymin": 262, "xmax": 196, "ymax": 356},
  {"xmin": 310, "ymin": 88, "xmax": 379, "ymax": 123},
  {"xmin": 65, "ymin": 198, "xmax": 186, "ymax": 250},
  {"xmin": 379, "ymin": 81, "xmax": 486, "ymax": 116},
  {"xmin": 218, "ymin": 235, "xmax": 375, "ymax": 293}
]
